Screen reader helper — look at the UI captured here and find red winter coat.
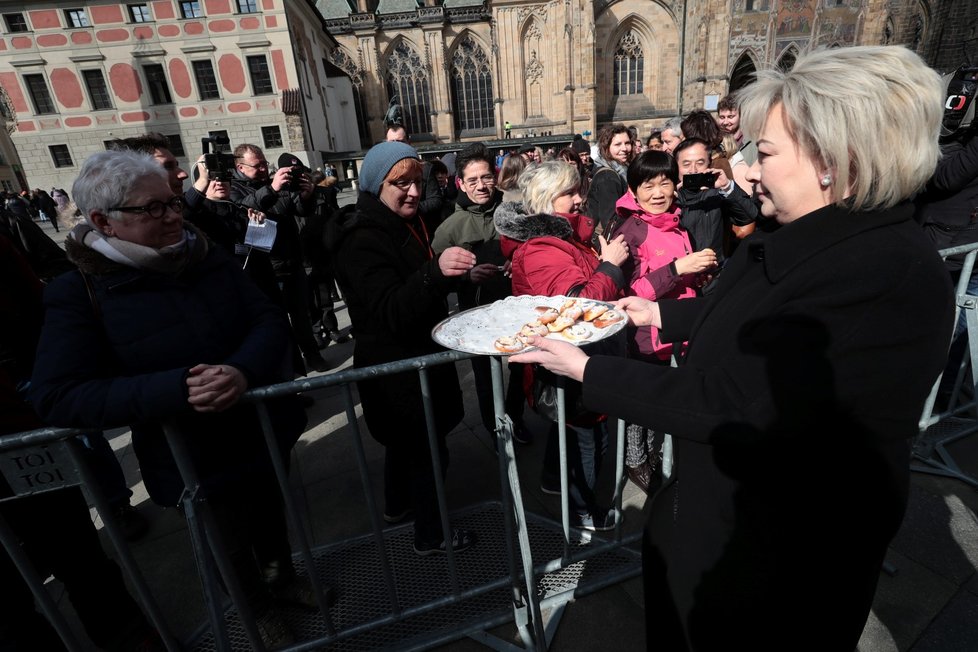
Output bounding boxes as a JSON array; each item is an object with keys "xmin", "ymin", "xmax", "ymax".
[{"xmin": 494, "ymin": 201, "xmax": 625, "ymax": 300}]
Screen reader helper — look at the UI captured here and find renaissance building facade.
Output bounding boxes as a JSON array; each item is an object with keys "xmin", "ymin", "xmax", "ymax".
[
  {"xmin": 317, "ymin": 0, "xmax": 977, "ymax": 147},
  {"xmin": 0, "ymin": 0, "xmax": 360, "ymax": 191}
]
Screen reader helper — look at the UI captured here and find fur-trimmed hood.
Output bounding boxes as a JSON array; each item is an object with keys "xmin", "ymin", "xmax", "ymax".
[
  {"xmin": 494, "ymin": 201, "xmax": 598, "ymax": 263},
  {"xmin": 493, "ymin": 201, "xmax": 573, "ymax": 242}
]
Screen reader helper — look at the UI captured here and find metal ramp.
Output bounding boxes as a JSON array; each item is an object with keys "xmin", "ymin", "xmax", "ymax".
[{"xmin": 189, "ymin": 502, "xmax": 641, "ymax": 651}]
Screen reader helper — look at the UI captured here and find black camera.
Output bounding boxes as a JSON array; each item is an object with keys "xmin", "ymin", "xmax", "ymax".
[
  {"xmin": 277, "ymin": 153, "xmax": 310, "ymax": 193},
  {"xmin": 684, "ymin": 172, "xmax": 719, "ymax": 190},
  {"xmin": 202, "ymin": 152, "xmax": 235, "ymax": 182},
  {"xmin": 201, "ymin": 136, "xmax": 235, "ymax": 182},
  {"xmin": 941, "ymin": 66, "xmax": 978, "ymax": 140}
]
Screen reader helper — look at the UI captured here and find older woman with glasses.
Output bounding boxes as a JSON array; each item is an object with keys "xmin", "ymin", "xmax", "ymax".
[
  {"xmin": 30, "ymin": 150, "xmax": 312, "ymax": 648},
  {"xmin": 327, "ymin": 141, "xmax": 479, "ymax": 555},
  {"xmin": 512, "ymin": 46, "xmax": 954, "ymax": 649}
]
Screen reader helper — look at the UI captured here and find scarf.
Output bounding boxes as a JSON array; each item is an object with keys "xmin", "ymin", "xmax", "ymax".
[{"xmin": 69, "ymin": 223, "xmax": 208, "ymax": 276}]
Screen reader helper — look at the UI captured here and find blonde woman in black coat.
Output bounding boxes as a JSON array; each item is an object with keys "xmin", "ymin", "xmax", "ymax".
[{"xmin": 513, "ymin": 46, "xmax": 953, "ymax": 650}]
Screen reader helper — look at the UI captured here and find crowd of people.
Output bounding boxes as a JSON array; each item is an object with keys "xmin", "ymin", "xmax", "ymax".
[{"xmin": 0, "ymin": 43, "xmax": 974, "ymax": 651}]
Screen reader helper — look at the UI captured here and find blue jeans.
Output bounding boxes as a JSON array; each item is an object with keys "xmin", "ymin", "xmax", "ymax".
[{"xmin": 542, "ymin": 421, "xmax": 608, "ymax": 515}]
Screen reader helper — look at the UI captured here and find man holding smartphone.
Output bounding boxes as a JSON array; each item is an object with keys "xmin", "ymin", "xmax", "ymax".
[{"xmin": 673, "ymin": 138, "xmax": 758, "ymax": 291}]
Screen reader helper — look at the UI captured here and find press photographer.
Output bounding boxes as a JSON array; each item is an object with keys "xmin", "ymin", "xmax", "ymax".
[
  {"xmin": 230, "ymin": 144, "xmax": 329, "ymax": 373},
  {"xmin": 184, "ymin": 137, "xmax": 280, "ymax": 303}
]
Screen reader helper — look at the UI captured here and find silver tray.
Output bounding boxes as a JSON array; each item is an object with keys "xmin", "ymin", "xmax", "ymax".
[{"xmin": 431, "ymin": 295, "xmax": 627, "ymax": 356}]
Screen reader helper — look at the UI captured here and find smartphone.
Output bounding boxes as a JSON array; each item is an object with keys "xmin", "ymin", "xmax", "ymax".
[{"xmin": 684, "ymin": 172, "xmax": 719, "ymax": 189}]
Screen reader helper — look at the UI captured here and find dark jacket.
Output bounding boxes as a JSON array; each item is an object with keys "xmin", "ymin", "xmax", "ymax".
[
  {"xmin": 585, "ymin": 157, "xmax": 627, "ymax": 232},
  {"xmin": 0, "ymin": 210, "xmax": 74, "ymax": 281},
  {"xmin": 915, "ymin": 133, "xmax": 978, "ymax": 271},
  {"xmin": 229, "ymin": 171, "xmax": 311, "ymax": 276},
  {"xmin": 675, "ymin": 182, "xmax": 758, "ymax": 265},
  {"xmin": 326, "ymin": 193, "xmax": 464, "ymax": 442},
  {"xmin": 431, "ymin": 189, "xmax": 510, "ymax": 308},
  {"xmin": 29, "ymin": 229, "xmax": 304, "ymax": 505},
  {"xmin": 583, "ymin": 202, "xmax": 954, "ymax": 648},
  {"xmin": 418, "ymin": 161, "xmax": 447, "ymax": 231},
  {"xmin": 183, "ymin": 188, "xmax": 281, "ymax": 303}
]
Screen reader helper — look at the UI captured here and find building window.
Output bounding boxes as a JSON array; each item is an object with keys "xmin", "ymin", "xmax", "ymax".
[
  {"xmin": 142, "ymin": 64, "xmax": 172, "ymax": 104},
  {"xmin": 24, "ymin": 74, "xmax": 56, "ymax": 114},
  {"xmin": 192, "ymin": 60, "xmax": 220, "ymax": 100},
  {"xmin": 82, "ymin": 70, "xmax": 113, "ymax": 111},
  {"xmin": 1, "ymin": 180, "xmax": 14, "ymax": 192},
  {"xmin": 246, "ymin": 56, "xmax": 274, "ymax": 95},
  {"xmin": 237, "ymin": 0, "xmax": 259, "ymax": 13},
  {"xmin": 385, "ymin": 41, "xmax": 432, "ymax": 136},
  {"xmin": 128, "ymin": 4, "xmax": 152, "ymax": 22},
  {"xmin": 164, "ymin": 134, "xmax": 186, "ymax": 157},
  {"xmin": 613, "ymin": 31, "xmax": 644, "ymax": 96},
  {"xmin": 3, "ymin": 13, "xmax": 28, "ymax": 32},
  {"xmin": 49, "ymin": 145, "xmax": 73, "ymax": 168},
  {"xmin": 64, "ymin": 9, "xmax": 90, "ymax": 28},
  {"xmin": 179, "ymin": 1, "xmax": 203, "ymax": 19},
  {"xmin": 262, "ymin": 125, "xmax": 283, "ymax": 149},
  {"xmin": 450, "ymin": 36, "xmax": 495, "ymax": 134}
]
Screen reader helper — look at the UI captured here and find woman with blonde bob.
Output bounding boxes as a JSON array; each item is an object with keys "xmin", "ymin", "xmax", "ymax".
[
  {"xmin": 495, "ymin": 161, "xmax": 629, "ymax": 531},
  {"xmin": 511, "ymin": 46, "xmax": 954, "ymax": 649}
]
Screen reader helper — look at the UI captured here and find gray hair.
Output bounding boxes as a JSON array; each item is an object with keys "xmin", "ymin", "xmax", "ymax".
[
  {"xmin": 73, "ymin": 150, "xmax": 167, "ymax": 225},
  {"xmin": 519, "ymin": 161, "xmax": 581, "ymax": 214},
  {"xmin": 738, "ymin": 45, "xmax": 943, "ymax": 211},
  {"xmin": 661, "ymin": 117, "xmax": 683, "ymax": 138}
]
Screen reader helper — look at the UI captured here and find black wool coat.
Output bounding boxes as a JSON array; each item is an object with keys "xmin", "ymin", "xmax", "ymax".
[
  {"xmin": 327, "ymin": 193, "xmax": 464, "ymax": 443},
  {"xmin": 583, "ymin": 202, "xmax": 954, "ymax": 650},
  {"xmin": 30, "ymin": 233, "xmax": 305, "ymax": 506}
]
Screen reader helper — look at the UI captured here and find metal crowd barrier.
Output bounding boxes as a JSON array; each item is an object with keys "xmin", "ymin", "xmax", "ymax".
[
  {"xmin": 912, "ymin": 241, "xmax": 978, "ymax": 489},
  {"xmin": 0, "ymin": 349, "xmax": 642, "ymax": 651}
]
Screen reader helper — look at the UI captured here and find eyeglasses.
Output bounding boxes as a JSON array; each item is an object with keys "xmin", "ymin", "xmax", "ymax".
[
  {"xmin": 238, "ymin": 160, "xmax": 268, "ymax": 170},
  {"xmin": 109, "ymin": 195, "xmax": 186, "ymax": 219},
  {"xmin": 387, "ymin": 178, "xmax": 422, "ymax": 191},
  {"xmin": 462, "ymin": 174, "xmax": 496, "ymax": 188}
]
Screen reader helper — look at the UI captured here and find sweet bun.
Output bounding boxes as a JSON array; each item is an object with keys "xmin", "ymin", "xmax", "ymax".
[
  {"xmin": 583, "ymin": 303, "xmax": 608, "ymax": 321},
  {"xmin": 593, "ymin": 310, "xmax": 624, "ymax": 328},
  {"xmin": 561, "ymin": 305, "xmax": 583, "ymax": 321},
  {"xmin": 547, "ymin": 316, "xmax": 575, "ymax": 333},
  {"xmin": 536, "ymin": 308, "xmax": 560, "ymax": 324},
  {"xmin": 561, "ymin": 324, "xmax": 592, "ymax": 341},
  {"xmin": 559, "ymin": 299, "xmax": 579, "ymax": 313},
  {"xmin": 520, "ymin": 322, "xmax": 549, "ymax": 337},
  {"xmin": 494, "ymin": 336, "xmax": 526, "ymax": 353}
]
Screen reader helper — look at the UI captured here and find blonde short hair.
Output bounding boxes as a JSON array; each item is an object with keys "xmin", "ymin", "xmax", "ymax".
[
  {"xmin": 519, "ymin": 161, "xmax": 581, "ymax": 214},
  {"xmin": 738, "ymin": 46, "xmax": 943, "ymax": 212}
]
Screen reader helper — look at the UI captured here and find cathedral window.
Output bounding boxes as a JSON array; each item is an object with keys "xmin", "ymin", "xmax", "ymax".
[
  {"xmin": 385, "ymin": 42, "xmax": 432, "ymax": 136},
  {"xmin": 613, "ymin": 31, "xmax": 644, "ymax": 96},
  {"xmin": 451, "ymin": 36, "xmax": 495, "ymax": 133}
]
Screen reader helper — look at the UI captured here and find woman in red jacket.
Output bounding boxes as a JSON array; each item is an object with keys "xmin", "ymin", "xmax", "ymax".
[{"xmin": 494, "ymin": 161, "xmax": 629, "ymax": 530}]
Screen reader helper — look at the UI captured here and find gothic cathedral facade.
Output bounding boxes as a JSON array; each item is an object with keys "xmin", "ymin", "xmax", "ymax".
[{"xmin": 318, "ymin": 0, "xmax": 976, "ymax": 147}]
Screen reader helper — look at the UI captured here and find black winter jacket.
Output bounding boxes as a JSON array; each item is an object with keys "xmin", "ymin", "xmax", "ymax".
[
  {"xmin": 229, "ymin": 172, "xmax": 311, "ymax": 276},
  {"xmin": 584, "ymin": 202, "xmax": 953, "ymax": 649},
  {"xmin": 915, "ymin": 133, "xmax": 978, "ymax": 271},
  {"xmin": 326, "ymin": 193, "xmax": 464, "ymax": 442},
  {"xmin": 30, "ymin": 231, "xmax": 304, "ymax": 505}
]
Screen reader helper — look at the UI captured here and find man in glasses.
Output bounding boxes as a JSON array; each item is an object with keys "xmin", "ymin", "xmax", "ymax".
[
  {"xmin": 230, "ymin": 144, "xmax": 329, "ymax": 374},
  {"xmin": 430, "ymin": 143, "xmax": 530, "ymax": 444}
]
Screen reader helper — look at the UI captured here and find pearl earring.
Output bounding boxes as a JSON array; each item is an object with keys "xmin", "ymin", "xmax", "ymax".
[{"xmin": 820, "ymin": 174, "xmax": 833, "ymax": 187}]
